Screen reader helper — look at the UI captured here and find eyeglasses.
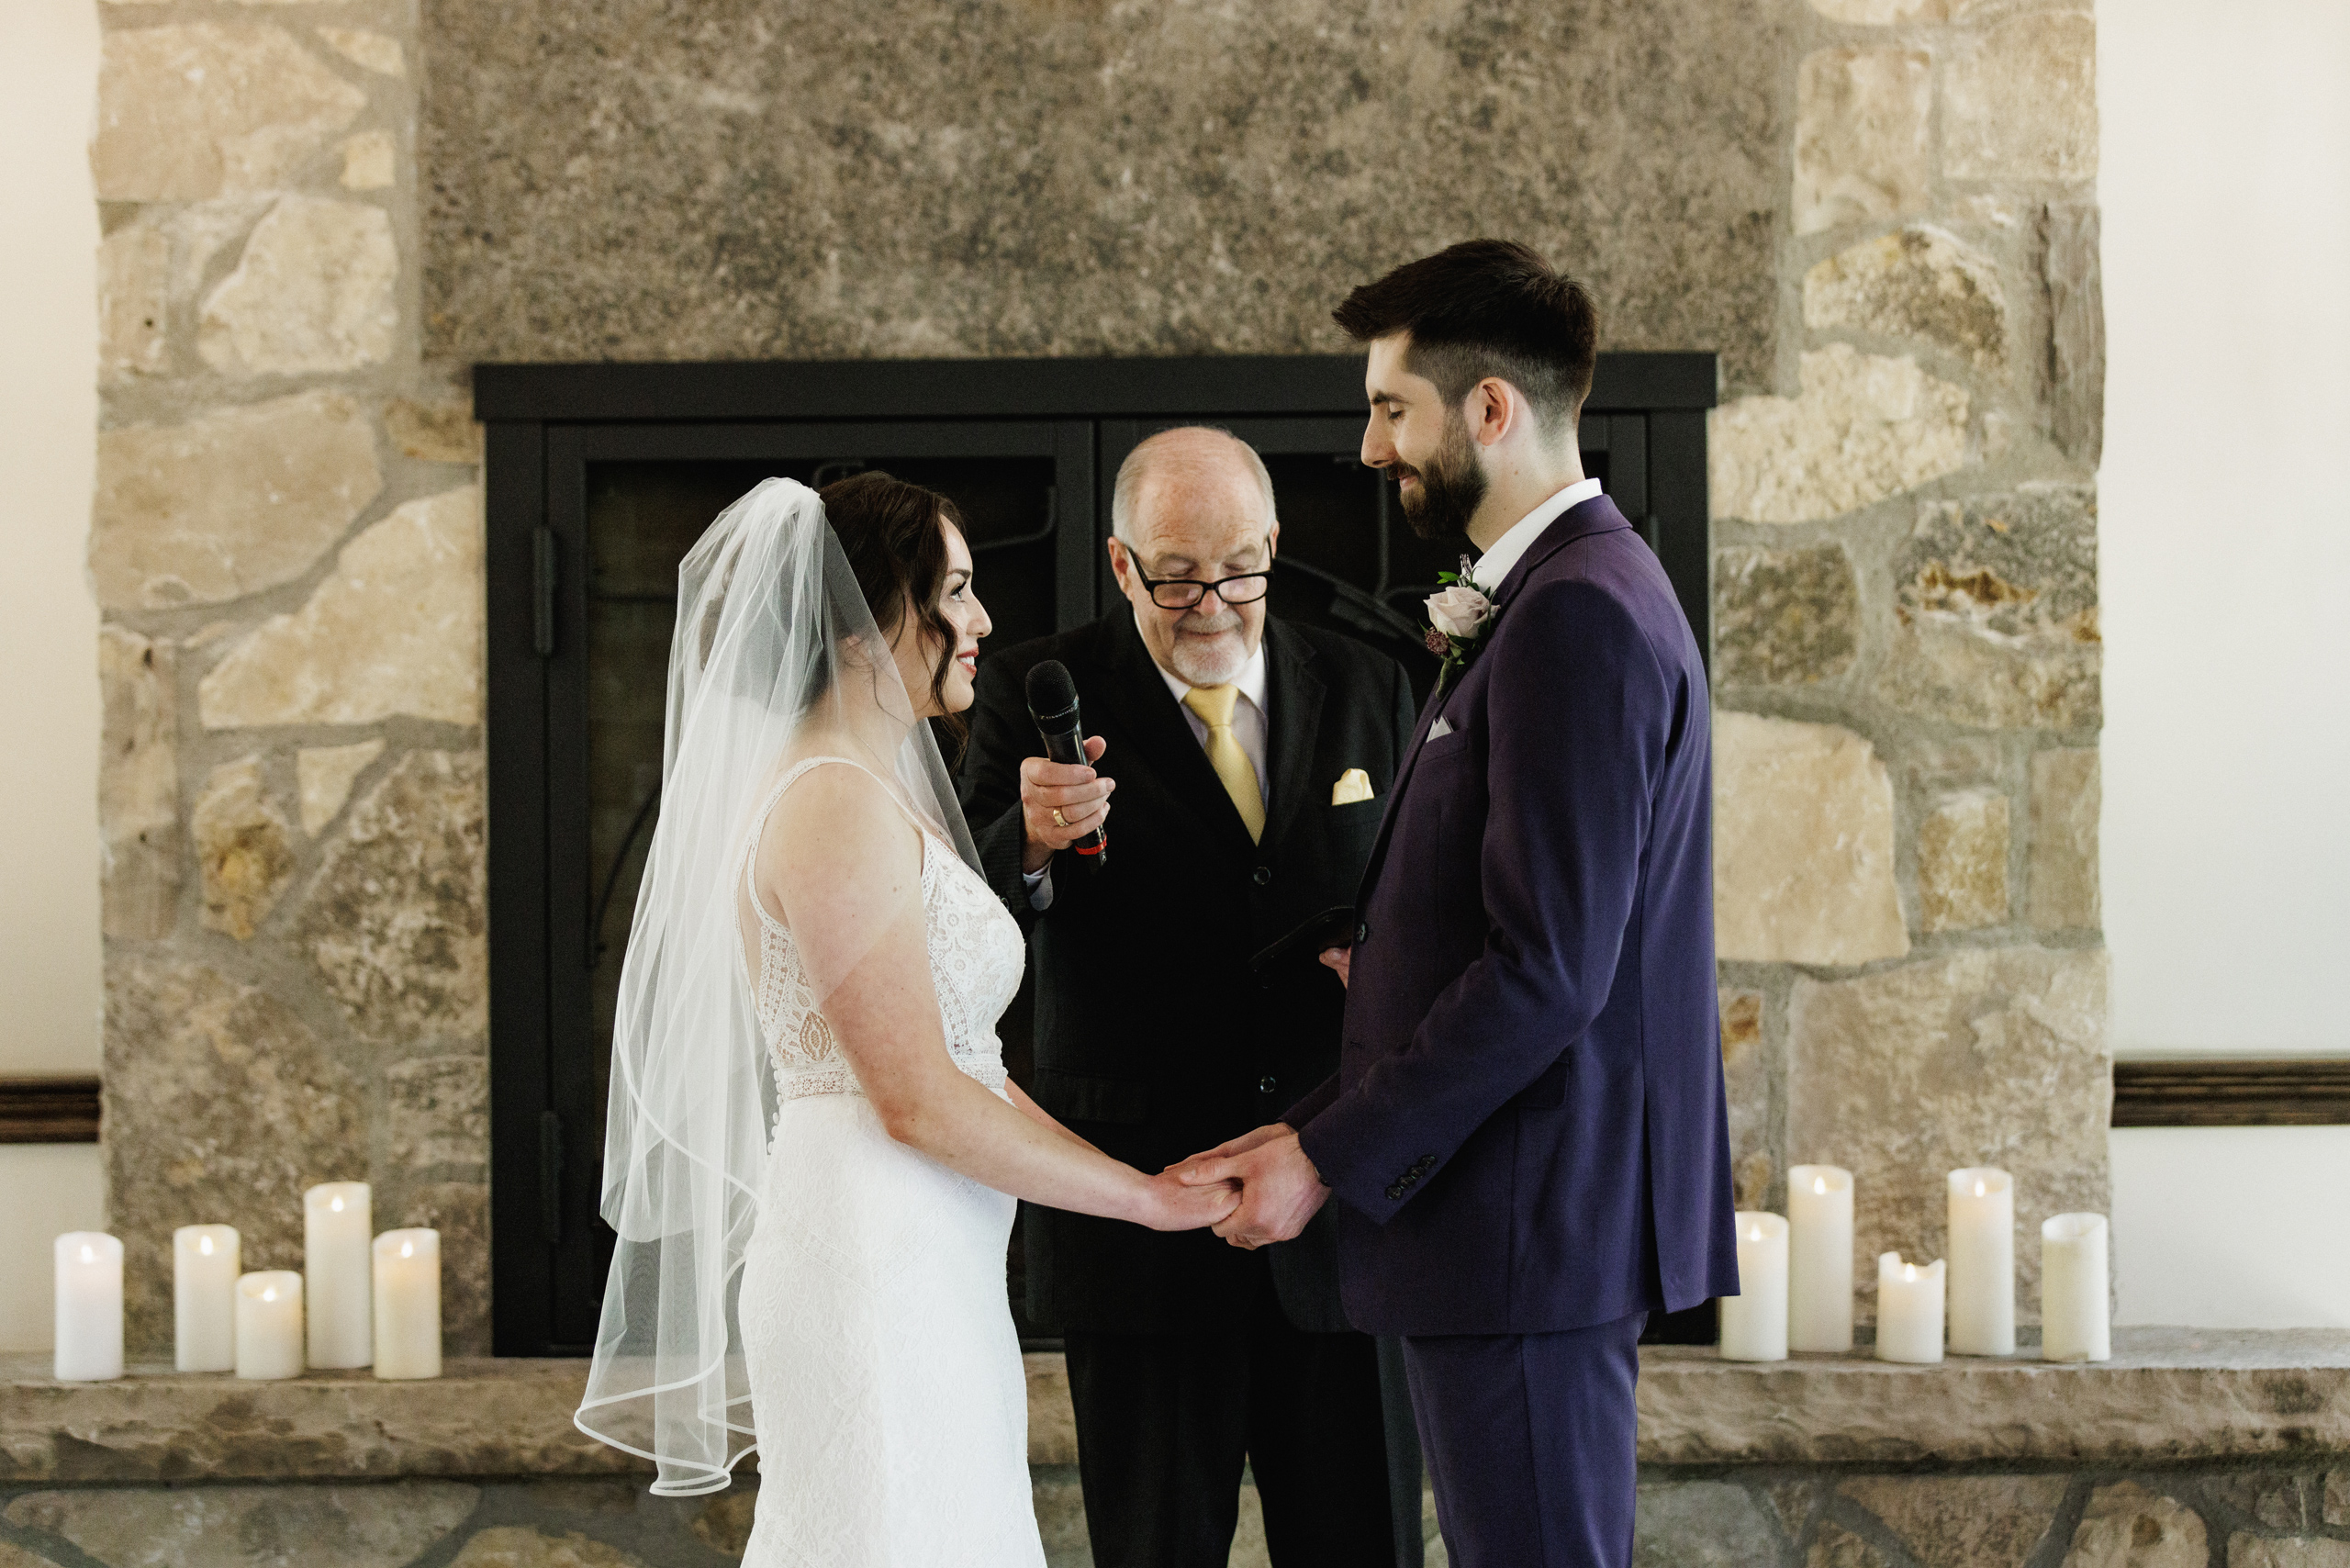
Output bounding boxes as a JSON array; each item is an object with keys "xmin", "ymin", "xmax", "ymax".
[{"xmin": 1124, "ymin": 540, "xmax": 1273, "ymax": 610}]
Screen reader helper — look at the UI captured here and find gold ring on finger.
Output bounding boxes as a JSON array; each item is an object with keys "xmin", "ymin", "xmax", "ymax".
[{"xmin": 1051, "ymin": 809, "xmax": 1069, "ymax": 828}]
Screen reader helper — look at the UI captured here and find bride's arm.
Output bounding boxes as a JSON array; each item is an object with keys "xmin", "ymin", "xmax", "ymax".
[
  {"xmin": 763, "ymin": 767, "xmax": 1230, "ymax": 1231},
  {"xmin": 1003, "ymin": 1079, "xmax": 1103, "ymax": 1156}
]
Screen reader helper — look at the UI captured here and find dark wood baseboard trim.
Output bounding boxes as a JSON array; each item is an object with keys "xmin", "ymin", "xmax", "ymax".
[
  {"xmin": 2111, "ymin": 1058, "xmax": 2350, "ymax": 1127},
  {"xmin": 0, "ymin": 1077, "xmax": 101, "ymax": 1144}
]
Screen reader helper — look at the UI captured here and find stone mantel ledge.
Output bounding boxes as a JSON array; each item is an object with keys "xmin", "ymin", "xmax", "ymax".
[{"xmin": 4, "ymin": 1332, "xmax": 2344, "ymax": 1485}]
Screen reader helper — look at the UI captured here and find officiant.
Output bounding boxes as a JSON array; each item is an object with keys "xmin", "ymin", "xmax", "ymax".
[{"xmin": 960, "ymin": 426, "xmax": 1423, "ymax": 1568}]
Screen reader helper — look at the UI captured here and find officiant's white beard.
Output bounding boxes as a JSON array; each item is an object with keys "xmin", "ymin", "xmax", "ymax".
[{"xmin": 1166, "ymin": 606, "xmax": 1249, "ymax": 687}]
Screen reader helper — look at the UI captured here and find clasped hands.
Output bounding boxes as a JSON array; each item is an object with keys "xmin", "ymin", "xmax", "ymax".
[{"xmin": 1163, "ymin": 1123, "xmax": 1331, "ymax": 1250}]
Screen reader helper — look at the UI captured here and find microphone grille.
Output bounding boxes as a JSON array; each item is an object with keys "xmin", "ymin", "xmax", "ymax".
[{"xmin": 1025, "ymin": 658, "xmax": 1078, "ymax": 714}]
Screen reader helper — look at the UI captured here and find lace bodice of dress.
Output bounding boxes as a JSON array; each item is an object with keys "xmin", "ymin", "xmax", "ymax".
[{"xmin": 744, "ymin": 756, "xmax": 1024, "ymax": 1103}]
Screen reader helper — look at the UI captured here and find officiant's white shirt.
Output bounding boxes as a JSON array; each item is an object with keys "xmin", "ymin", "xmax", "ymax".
[
  {"xmin": 1469, "ymin": 477, "xmax": 1604, "ymax": 592},
  {"xmin": 1024, "ymin": 630, "xmax": 1269, "ymax": 910}
]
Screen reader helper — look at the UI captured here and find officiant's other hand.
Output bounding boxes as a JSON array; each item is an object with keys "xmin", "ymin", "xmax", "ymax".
[
  {"xmin": 1178, "ymin": 1129, "xmax": 1331, "ymax": 1249},
  {"xmin": 1136, "ymin": 1169, "xmax": 1241, "ymax": 1232},
  {"xmin": 1318, "ymin": 946, "xmax": 1351, "ymax": 989},
  {"xmin": 1020, "ymin": 735, "xmax": 1113, "ymax": 875}
]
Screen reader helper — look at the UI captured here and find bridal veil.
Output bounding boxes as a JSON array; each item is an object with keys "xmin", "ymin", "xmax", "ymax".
[{"xmin": 575, "ymin": 476, "xmax": 980, "ymax": 1495}]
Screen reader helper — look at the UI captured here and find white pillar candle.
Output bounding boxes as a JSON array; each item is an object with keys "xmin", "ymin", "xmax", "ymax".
[
  {"xmin": 1946, "ymin": 1167, "xmax": 2016, "ymax": 1356},
  {"xmin": 1787, "ymin": 1164, "xmax": 1854, "ymax": 1352},
  {"xmin": 236, "ymin": 1271, "xmax": 306, "ymax": 1380},
  {"xmin": 1874, "ymin": 1252, "xmax": 1946, "ymax": 1364},
  {"xmin": 304, "ymin": 1182, "xmax": 372, "ymax": 1369},
  {"xmin": 173, "ymin": 1225, "xmax": 241, "ymax": 1372},
  {"xmin": 1718, "ymin": 1212, "xmax": 1789, "ymax": 1362},
  {"xmin": 372, "ymin": 1229, "xmax": 442, "ymax": 1380},
  {"xmin": 52, "ymin": 1233, "xmax": 124, "ymax": 1382},
  {"xmin": 2041, "ymin": 1213, "xmax": 2111, "ymax": 1363}
]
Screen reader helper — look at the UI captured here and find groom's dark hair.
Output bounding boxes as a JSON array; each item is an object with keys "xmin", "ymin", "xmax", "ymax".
[{"xmin": 1333, "ymin": 240, "xmax": 1599, "ymax": 429}]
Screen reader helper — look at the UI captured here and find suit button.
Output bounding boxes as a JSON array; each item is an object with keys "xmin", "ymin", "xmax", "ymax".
[
  {"xmin": 1258, "ymin": 1076, "xmax": 1277, "ymax": 1094},
  {"xmin": 1252, "ymin": 866, "xmax": 1271, "ymax": 887},
  {"xmin": 1356, "ymin": 922, "xmax": 1371, "ymax": 945}
]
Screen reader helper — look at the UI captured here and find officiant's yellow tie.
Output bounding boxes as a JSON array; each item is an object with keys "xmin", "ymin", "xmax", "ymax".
[{"xmin": 1182, "ymin": 683, "xmax": 1265, "ymax": 843}]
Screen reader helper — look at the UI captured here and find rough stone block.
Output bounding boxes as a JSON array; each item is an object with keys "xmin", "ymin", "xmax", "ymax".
[
  {"xmin": 1720, "ymin": 990, "xmax": 1773, "ymax": 1209},
  {"xmin": 2213, "ymin": 1473, "xmax": 2309, "ymax": 1530},
  {"xmin": 94, "ymin": 23, "xmax": 365, "ymax": 200},
  {"xmin": 1033, "ymin": 1472, "xmax": 1091, "ymax": 1564},
  {"xmin": 0, "ymin": 1542, "xmax": 62, "ymax": 1568},
  {"xmin": 386, "ymin": 1055, "xmax": 490, "ymax": 1170},
  {"xmin": 1714, "ymin": 545, "xmax": 1860, "ymax": 688},
  {"xmin": 200, "ymin": 487, "xmax": 484, "ymax": 728},
  {"xmin": 2029, "ymin": 748, "xmax": 2100, "ymax": 930},
  {"xmin": 1878, "ymin": 485, "xmax": 2100, "ymax": 731},
  {"xmin": 1632, "ymin": 1481, "xmax": 1783, "ymax": 1567},
  {"xmin": 1810, "ymin": 0, "xmax": 1934, "ymax": 19},
  {"xmin": 688, "ymin": 1487, "xmax": 756, "ymax": 1554},
  {"xmin": 2044, "ymin": 203, "xmax": 2105, "ymax": 464},
  {"xmin": 1788, "ymin": 946, "xmax": 2109, "ymax": 1319},
  {"xmin": 1804, "ymin": 226, "xmax": 2008, "ymax": 369},
  {"xmin": 341, "ymin": 131, "xmax": 398, "ymax": 191},
  {"xmin": 297, "ymin": 749, "xmax": 488, "ymax": 1047},
  {"xmin": 392, "ymin": 1182, "xmax": 491, "ymax": 1355},
  {"xmin": 1713, "ymin": 712, "xmax": 1908, "ymax": 967},
  {"xmin": 1794, "ymin": 48, "xmax": 1930, "ymax": 235},
  {"xmin": 1711, "ymin": 346, "xmax": 1970, "ymax": 524},
  {"xmin": 92, "ymin": 390, "xmax": 382, "ymax": 611},
  {"xmin": 1944, "ymin": 12, "xmax": 2098, "ymax": 183},
  {"xmin": 1841, "ymin": 1475, "xmax": 2065, "ymax": 1568},
  {"xmin": 98, "ymin": 626, "xmax": 179, "ymax": 941},
  {"xmin": 199, "ymin": 196, "xmax": 399, "ymax": 375},
  {"xmin": 1918, "ymin": 790, "xmax": 2010, "ymax": 932},
  {"xmin": 2063, "ymin": 1484, "xmax": 2206, "ymax": 1568},
  {"xmin": 297, "ymin": 738, "xmax": 386, "ymax": 835},
  {"xmin": 193, "ymin": 755, "xmax": 297, "ymax": 940},
  {"xmin": 2229, "ymin": 1538, "xmax": 2350, "ymax": 1568},
  {"xmin": 319, "ymin": 28, "xmax": 405, "ymax": 76},
  {"xmin": 386, "ymin": 394, "xmax": 486, "ymax": 464},
  {"xmin": 420, "ymin": 0, "xmax": 1788, "ymax": 389},
  {"xmin": 1807, "ymin": 1520, "xmax": 1892, "ymax": 1568},
  {"xmin": 105, "ymin": 960, "xmax": 367, "ymax": 1350},
  {"xmin": 6, "ymin": 1484, "xmax": 476, "ymax": 1568},
  {"xmin": 449, "ymin": 1528, "xmax": 648, "ymax": 1566},
  {"xmin": 98, "ymin": 225, "xmax": 171, "ymax": 379},
  {"xmin": 2328, "ymin": 1467, "xmax": 2348, "ymax": 1525}
]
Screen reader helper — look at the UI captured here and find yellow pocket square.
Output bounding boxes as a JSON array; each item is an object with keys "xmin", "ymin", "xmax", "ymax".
[{"xmin": 1331, "ymin": 768, "xmax": 1374, "ymax": 805}]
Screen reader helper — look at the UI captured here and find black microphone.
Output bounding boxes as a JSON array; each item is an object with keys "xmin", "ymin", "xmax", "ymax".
[{"xmin": 1024, "ymin": 658, "xmax": 1108, "ymax": 868}]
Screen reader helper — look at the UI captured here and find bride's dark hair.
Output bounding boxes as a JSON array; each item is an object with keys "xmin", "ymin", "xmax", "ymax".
[{"xmin": 818, "ymin": 469, "xmax": 972, "ymax": 750}]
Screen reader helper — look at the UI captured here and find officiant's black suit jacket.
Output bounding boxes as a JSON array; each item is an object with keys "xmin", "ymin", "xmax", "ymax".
[{"xmin": 961, "ymin": 609, "xmax": 1416, "ymax": 1334}]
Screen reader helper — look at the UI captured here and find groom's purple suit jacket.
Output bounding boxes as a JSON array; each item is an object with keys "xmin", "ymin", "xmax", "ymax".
[{"xmin": 1287, "ymin": 493, "xmax": 1740, "ymax": 1338}]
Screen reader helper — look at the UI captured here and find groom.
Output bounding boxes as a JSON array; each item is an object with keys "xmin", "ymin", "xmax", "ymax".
[{"xmin": 1181, "ymin": 241, "xmax": 1739, "ymax": 1567}]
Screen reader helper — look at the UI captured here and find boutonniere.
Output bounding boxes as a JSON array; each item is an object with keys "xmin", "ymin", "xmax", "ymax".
[{"xmin": 1423, "ymin": 555, "xmax": 1496, "ymax": 693}]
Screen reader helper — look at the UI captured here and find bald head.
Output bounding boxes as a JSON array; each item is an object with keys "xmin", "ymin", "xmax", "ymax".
[{"xmin": 1106, "ymin": 427, "xmax": 1281, "ymax": 687}]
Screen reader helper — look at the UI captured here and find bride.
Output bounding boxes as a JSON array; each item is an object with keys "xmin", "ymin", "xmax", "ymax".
[{"xmin": 576, "ymin": 474, "xmax": 1239, "ymax": 1562}]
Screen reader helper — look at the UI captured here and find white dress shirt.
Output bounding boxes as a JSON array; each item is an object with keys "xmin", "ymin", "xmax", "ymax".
[
  {"xmin": 1469, "ymin": 477, "xmax": 1605, "ymax": 592},
  {"xmin": 1024, "ymin": 627, "xmax": 1271, "ymax": 910}
]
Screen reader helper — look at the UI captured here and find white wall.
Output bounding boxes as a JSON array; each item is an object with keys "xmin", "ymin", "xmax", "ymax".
[
  {"xmin": 2101, "ymin": 0, "xmax": 2350, "ymax": 1326},
  {"xmin": 0, "ymin": 0, "xmax": 106, "ymax": 1352}
]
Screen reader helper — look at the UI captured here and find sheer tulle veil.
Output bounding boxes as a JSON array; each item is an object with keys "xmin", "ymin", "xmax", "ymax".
[{"xmin": 575, "ymin": 476, "xmax": 980, "ymax": 1495}]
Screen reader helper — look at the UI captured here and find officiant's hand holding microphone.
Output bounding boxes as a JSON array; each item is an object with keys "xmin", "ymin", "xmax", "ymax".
[{"xmin": 1017, "ymin": 737, "xmax": 1113, "ymax": 873}]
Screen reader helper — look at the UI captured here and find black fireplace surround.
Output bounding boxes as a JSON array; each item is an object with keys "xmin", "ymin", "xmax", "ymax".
[{"xmin": 475, "ymin": 353, "xmax": 1716, "ymax": 1356}]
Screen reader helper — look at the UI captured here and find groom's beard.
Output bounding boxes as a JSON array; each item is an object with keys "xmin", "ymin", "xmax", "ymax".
[{"xmin": 1393, "ymin": 415, "xmax": 1488, "ymax": 541}]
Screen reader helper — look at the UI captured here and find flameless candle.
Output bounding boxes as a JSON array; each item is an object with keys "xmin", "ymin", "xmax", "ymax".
[
  {"xmin": 1787, "ymin": 1165, "xmax": 1854, "ymax": 1352},
  {"xmin": 1946, "ymin": 1167, "xmax": 2015, "ymax": 1356},
  {"xmin": 1718, "ymin": 1213, "xmax": 1788, "ymax": 1362},
  {"xmin": 236, "ymin": 1271, "xmax": 306, "ymax": 1379},
  {"xmin": 52, "ymin": 1233, "xmax": 123, "ymax": 1382},
  {"xmin": 1874, "ymin": 1252, "xmax": 1945, "ymax": 1364},
  {"xmin": 173, "ymin": 1225, "xmax": 241, "ymax": 1372},
  {"xmin": 2041, "ymin": 1213, "xmax": 2111, "ymax": 1363},
  {"xmin": 372, "ymin": 1229, "xmax": 441, "ymax": 1380},
  {"xmin": 305, "ymin": 1182, "xmax": 372, "ymax": 1369}
]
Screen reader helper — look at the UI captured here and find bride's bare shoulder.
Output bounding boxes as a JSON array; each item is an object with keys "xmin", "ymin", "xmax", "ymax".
[{"xmin": 758, "ymin": 756, "xmax": 923, "ymax": 888}]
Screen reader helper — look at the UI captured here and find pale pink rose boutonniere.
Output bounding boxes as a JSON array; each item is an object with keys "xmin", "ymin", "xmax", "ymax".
[{"xmin": 1423, "ymin": 555, "xmax": 1496, "ymax": 695}]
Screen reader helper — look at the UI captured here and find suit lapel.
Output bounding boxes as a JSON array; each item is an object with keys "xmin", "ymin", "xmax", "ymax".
[
  {"xmin": 1353, "ymin": 683, "xmax": 1446, "ymax": 903},
  {"xmin": 1095, "ymin": 610, "xmax": 1259, "ymax": 854},
  {"xmin": 1259, "ymin": 620, "xmax": 1324, "ymax": 852}
]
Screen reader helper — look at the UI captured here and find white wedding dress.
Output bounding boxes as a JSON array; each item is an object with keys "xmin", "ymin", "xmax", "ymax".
[{"xmin": 734, "ymin": 756, "xmax": 1046, "ymax": 1566}]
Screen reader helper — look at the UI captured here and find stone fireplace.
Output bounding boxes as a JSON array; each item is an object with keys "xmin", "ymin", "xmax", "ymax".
[{"xmin": 50, "ymin": 0, "xmax": 2174, "ymax": 1560}]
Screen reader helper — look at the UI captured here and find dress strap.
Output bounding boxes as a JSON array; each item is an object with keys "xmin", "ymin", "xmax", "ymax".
[{"xmin": 741, "ymin": 756, "xmax": 932, "ymax": 929}]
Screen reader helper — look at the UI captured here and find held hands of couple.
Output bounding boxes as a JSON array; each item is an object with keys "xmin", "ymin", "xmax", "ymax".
[
  {"xmin": 1019, "ymin": 735, "xmax": 1113, "ymax": 874},
  {"xmin": 1167, "ymin": 1125, "xmax": 1331, "ymax": 1249}
]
